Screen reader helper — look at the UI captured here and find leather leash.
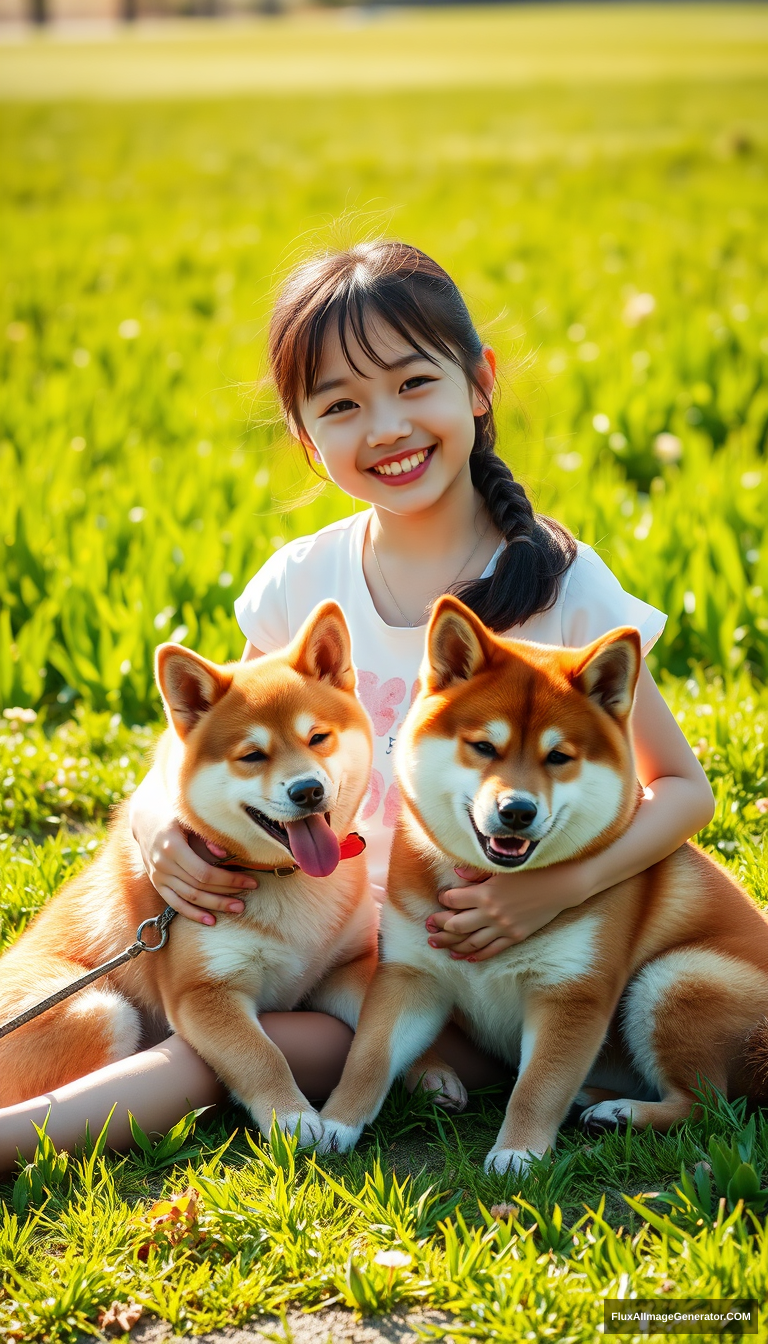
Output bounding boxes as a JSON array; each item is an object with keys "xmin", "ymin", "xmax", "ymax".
[
  {"xmin": 0, "ymin": 906, "xmax": 177, "ymax": 1041},
  {"xmin": 0, "ymin": 831, "xmax": 366, "ymax": 1041}
]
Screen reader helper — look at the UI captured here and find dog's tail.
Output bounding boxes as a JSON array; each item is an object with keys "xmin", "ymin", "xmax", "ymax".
[{"xmin": 744, "ymin": 1015, "xmax": 768, "ymax": 1102}]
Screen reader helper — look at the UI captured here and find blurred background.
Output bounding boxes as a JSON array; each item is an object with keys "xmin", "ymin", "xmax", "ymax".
[{"xmin": 1, "ymin": 3, "xmax": 767, "ymax": 723}]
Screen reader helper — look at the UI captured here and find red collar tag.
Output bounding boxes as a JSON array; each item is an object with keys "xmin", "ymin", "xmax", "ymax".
[{"xmin": 339, "ymin": 831, "xmax": 366, "ymax": 860}]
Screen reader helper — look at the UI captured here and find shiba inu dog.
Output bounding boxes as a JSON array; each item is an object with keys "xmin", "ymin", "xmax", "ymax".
[
  {"xmin": 0, "ymin": 602, "xmax": 378, "ymax": 1144},
  {"xmin": 319, "ymin": 595, "xmax": 768, "ymax": 1172}
]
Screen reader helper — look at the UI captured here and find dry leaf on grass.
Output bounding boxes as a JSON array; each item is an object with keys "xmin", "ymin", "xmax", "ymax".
[
  {"xmin": 97, "ymin": 1300, "xmax": 143, "ymax": 1334},
  {"xmin": 489, "ymin": 1202, "xmax": 519, "ymax": 1220}
]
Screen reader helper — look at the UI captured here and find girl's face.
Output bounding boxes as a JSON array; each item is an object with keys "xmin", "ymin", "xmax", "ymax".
[{"xmin": 297, "ymin": 319, "xmax": 495, "ymax": 513}]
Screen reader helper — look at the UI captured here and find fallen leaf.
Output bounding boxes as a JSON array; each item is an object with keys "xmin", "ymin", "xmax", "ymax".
[
  {"xmin": 98, "ymin": 1300, "xmax": 143, "ymax": 1334},
  {"xmin": 490, "ymin": 1202, "xmax": 519, "ymax": 1220}
]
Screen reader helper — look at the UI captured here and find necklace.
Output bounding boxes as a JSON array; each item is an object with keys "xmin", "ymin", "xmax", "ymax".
[{"xmin": 369, "ymin": 513, "xmax": 492, "ymax": 628}]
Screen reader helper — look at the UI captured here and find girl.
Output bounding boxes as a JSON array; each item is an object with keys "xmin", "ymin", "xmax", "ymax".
[{"xmin": 0, "ymin": 241, "xmax": 714, "ymax": 1168}]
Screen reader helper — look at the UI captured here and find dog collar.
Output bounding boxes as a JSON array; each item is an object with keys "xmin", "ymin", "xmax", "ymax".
[{"xmin": 205, "ymin": 830, "xmax": 366, "ymax": 878}]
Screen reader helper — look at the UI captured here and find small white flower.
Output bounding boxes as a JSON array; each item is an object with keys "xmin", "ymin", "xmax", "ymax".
[
  {"xmin": 373, "ymin": 1249, "xmax": 412, "ymax": 1268},
  {"xmin": 128, "ymin": 507, "xmax": 146, "ymax": 523},
  {"xmin": 623, "ymin": 292, "xmax": 656, "ymax": 326},
  {"xmin": 118, "ymin": 319, "xmax": 141, "ymax": 340},
  {"xmin": 592, "ymin": 413, "xmax": 610, "ymax": 434},
  {"xmin": 653, "ymin": 433, "xmax": 682, "ymax": 464}
]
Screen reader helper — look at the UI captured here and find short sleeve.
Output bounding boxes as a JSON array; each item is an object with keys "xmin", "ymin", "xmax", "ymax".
[
  {"xmin": 560, "ymin": 545, "xmax": 666, "ymax": 657},
  {"xmin": 234, "ymin": 548, "xmax": 292, "ymax": 654}
]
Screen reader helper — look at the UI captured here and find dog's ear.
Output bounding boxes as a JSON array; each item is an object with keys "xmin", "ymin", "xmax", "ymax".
[
  {"xmin": 423, "ymin": 596, "xmax": 495, "ymax": 692},
  {"xmin": 290, "ymin": 601, "xmax": 355, "ymax": 692},
  {"xmin": 156, "ymin": 645, "xmax": 234, "ymax": 739},
  {"xmin": 570, "ymin": 627, "xmax": 641, "ymax": 723}
]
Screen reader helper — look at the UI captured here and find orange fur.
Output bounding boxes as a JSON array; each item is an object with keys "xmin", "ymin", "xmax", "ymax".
[
  {"xmin": 320, "ymin": 596, "xmax": 768, "ymax": 1170},
  {"xmin": 0, "ymin": 603, "xmax": 378, "ymax": 1145}
]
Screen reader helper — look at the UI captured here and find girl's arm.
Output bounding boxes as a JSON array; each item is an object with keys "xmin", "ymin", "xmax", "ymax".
[
  {"xmin": 426, "ymin": 663, "xmax": 716, "ymax": 961},
  {"xmin": 128, "ymin": 639, "xmax": 266, "ymax": 925}
]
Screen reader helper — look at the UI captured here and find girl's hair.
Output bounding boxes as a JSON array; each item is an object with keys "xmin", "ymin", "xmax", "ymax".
[{"xmin": 269, "ymin": 240, "xmax": 576, "ymax": 632}]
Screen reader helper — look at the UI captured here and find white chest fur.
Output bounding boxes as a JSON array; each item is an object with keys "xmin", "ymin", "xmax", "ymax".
[
  {"xmin": 380, "ymin": 900, "xmax": 600, "ymax": 1064},
  {"xmin": 198, "ymin": 864, "xmax": 372, "ymax": 1012}
]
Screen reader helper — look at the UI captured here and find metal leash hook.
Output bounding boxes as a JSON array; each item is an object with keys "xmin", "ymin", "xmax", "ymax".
[
  {"xmin": 136, "ymin": 906, "xmax": 176, "ymax": 952},
  {"xmin": 0, "ymin": 905, "xmax": 177, "ymax": 1040}
]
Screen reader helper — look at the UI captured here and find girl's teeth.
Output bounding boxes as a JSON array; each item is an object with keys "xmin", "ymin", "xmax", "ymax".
[{"xmin": 374, "ymin": 449, "xmax": 428, "ymax": 477}]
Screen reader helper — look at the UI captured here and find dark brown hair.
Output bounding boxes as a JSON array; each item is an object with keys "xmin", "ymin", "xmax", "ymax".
[{"xmin": 268, "ymin": 240, "xmax": 576, "ymax": 632}]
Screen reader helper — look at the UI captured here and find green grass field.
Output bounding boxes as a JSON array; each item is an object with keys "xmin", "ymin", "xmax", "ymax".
[{"xmin": 2, "ymin": 7, "xmax": 768, "ymax": 1339}]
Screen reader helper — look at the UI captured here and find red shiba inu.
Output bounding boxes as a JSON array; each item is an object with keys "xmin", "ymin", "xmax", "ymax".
[
  {"xmin": 0, "ymin": 602, "xmax": 378, "ymax": 1145},
  {"xmin": 319, "ymin": 595, "xmax": 768, "ymax": 1172}
]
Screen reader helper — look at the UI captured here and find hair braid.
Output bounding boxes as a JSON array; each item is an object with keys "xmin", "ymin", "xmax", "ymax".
[{"xmin": 452, "ymin": 432, "xmax": 577, "ymax": 632}]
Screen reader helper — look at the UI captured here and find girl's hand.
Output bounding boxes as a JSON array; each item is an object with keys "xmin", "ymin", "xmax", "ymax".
[
  {"xmin": 132, "ymin": 812, "xmax": 257, "ymax": 927},
  {"xmin": 424, "ymin": 863, "xmax": 588, "ymax": 962}
]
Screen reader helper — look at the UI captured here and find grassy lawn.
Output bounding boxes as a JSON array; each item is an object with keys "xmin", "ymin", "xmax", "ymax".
[{"xmin": 2, "ymin": 5, "xmax": 768, "ymax": 1337}]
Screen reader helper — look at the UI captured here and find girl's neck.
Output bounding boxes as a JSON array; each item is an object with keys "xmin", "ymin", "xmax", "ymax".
[{"xmin": 369, "ymin": 462, "xmax": 489, "ymax": 563}]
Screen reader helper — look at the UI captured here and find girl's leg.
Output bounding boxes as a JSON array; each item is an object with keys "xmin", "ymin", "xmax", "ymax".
[
  {"xmin": 0, "ymin": 1012, "xmax": 356, "ymax": 1171},
  {"xmin": 0, "ymin": 1012, "xmax": 507, "ymax": 1171}
]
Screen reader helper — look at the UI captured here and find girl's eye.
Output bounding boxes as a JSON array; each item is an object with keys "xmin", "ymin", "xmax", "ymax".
[
  {"xmin": 240, "ymin": 749, "xmax": 267, "ymax": 763},
  {"xmin": 547, "ymin": 749, "xmax": 573, "ymax": 765},
  {"xmin": 471, "ymin": 740, "xmax": 497, "ymax": 758},
  {"xmin": 309, "ymin": 732, "xmax": 330, "ymax": 747},
  {"xmin": 401, "ymin": 375, "xmax": 435, "ymax": 392},
  {"xmin": 322, "ymin": 399, "xmax": 357, "ymax": 416}
]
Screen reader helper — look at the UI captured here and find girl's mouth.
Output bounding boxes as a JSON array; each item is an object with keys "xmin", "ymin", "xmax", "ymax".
[{"xmin": 368, "ymin": 445, "xmax": 435, "ymax": 485}]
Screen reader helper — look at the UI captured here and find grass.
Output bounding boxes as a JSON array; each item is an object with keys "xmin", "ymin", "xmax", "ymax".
[{"xmin": 2, "ymin": 4, "xmax": 768, "ymax": 1338}]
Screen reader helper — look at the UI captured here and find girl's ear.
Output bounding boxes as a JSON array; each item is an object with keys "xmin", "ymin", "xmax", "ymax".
[{"xmin": 472, "ymin": 346, "xmax": 496, "ymax": 417}]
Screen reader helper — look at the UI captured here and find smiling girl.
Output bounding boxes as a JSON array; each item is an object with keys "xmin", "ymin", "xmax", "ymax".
[{"xmin": 0, "ymin": 241, "xmax": 714, "ymax": 1165}]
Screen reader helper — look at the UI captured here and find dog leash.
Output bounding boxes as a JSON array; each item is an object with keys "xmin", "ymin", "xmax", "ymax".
[
  {"xmin": 0, "ymin": 906, "xmax": 177, "ymax": 1042},
  {"xmin": 0, "ymin": 832, "xmax": 367, "ymax": 1042}
]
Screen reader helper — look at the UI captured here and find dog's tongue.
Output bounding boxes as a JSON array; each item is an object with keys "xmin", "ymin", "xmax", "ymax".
[
  {"xmin": 490, "ymin": 835, "xmax": 531, "ymax": 857},
  {"xmin": 284, "ymin": 815, "xmax": 340, "ymax": 877}
]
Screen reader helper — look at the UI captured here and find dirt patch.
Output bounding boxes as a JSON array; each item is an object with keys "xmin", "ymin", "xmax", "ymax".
[{"xmin": 129, "ymin": 1307, "xmax": 462, "ymax": 1344}]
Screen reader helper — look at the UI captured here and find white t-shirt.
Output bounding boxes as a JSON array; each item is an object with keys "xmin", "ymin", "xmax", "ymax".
[{"xmin": 235, "ymin": 510, "xmax": 666, "ymax": 899}]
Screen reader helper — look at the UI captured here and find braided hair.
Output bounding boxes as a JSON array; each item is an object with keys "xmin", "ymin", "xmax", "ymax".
[{"xmin": 269, "ymin": 240, "xmax": 576, "ymax": 632}]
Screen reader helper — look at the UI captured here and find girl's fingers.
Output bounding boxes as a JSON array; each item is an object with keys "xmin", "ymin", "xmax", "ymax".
[
  {"xmin": 427, "ymin": 929, "xmax": 469, "ymax": 949},
  {"xmin": 153, "ymin": 874, "xmax": 247, "ymax": 916},
  {"xmin": 427, "ymin": 909, "xmax": 486, "ymax": 936},
  {"xmin": 466, "ymin": 938, "xmax": 516, "ymax": 963},
  {"xmin": 177, "ymin": 851, "xmax": 258, "ymax": 892},
  {"xmin": 447, "ymin": 927, "xmax": 499, "ymax": 955},
  {"xmin": 155, "ymin": 887, "xmax": 218, "ymax": 926},
  {"xmin": 437, "ymin": 886, "xmax": 487, "ymax": 910}
]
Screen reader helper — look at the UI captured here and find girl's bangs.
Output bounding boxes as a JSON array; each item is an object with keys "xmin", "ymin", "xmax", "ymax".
[{"xmin": 301, "ymin": 279, "xmax": 473, "ymax": 401}]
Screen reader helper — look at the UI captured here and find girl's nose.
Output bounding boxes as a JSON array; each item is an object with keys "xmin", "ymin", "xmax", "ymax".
[{"xmin": 367, "ymin": 417, "xmax": 412, "ymax": 449}]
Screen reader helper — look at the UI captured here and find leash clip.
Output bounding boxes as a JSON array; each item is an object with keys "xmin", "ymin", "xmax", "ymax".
[{"xmin": 136, "ymin": 907, "xmax": 176, "ymax": 952}]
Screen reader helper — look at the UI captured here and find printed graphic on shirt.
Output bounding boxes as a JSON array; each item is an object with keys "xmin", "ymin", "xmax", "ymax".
[
  {"xmin": 358, "ymin": 675, "xmax": 422, "ymax": 830},
  {"xmin": 357, "ymin": 672, "xmax": 406, "ymax": 736}
]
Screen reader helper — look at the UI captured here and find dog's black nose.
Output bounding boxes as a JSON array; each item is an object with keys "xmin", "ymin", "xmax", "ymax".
[
  {"xmin": 497, "ymin": 794, "xmax": 537, "ymax": 828},
  {"xmin": 287, "ymin": 777, "xmax": 326, "ymax": 808}
]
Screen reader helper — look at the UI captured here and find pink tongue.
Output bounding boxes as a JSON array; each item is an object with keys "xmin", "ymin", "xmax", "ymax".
[
  {"xmin": 284, "ymin": 814, "xmax": 341, "ymax": 878},
  {"xmin": 490, "ymin": 835, "xmax": 531, "ymax": 856}
]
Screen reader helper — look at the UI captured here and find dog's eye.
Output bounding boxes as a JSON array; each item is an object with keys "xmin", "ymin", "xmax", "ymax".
[
  {"xmin": 309, "ymin": 732, "xmax": 330, "ymax": 747},
  {"xmin": 240, "ymin": 749, "xmax": 267, "ymax": 763},
  {"xmin": 547, "ymin": 749, "xmax": 572, "ymax": 765},
  {"xmin": 471, "ymin": 740, "xmax": 497, "ymax": 758}
]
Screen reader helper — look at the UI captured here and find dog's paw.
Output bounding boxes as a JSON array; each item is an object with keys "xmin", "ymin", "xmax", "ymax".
[
  {"xmin": 484, "ymin": 1147, "xmax": 541, "ymax": 1176},
  {"xmin": 276, "ymin": 1109, "xmax": 325, "ymax": 1147},
  {"xmin": 410, "ymin": 1066, "xmax": 468, "ymax": 1113},
  {"xmin": 315, "ymin": 1118, "xmax": 364, "ymax": 1155},
  {"xmin": 580, "ymin": 1099, "xmax": 636, "ymax": 1135}
]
